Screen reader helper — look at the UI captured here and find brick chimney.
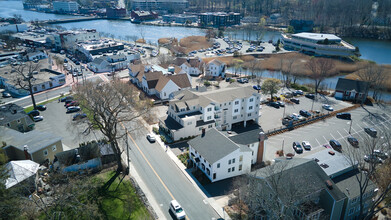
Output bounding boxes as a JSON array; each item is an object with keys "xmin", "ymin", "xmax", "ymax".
[
  {"xmin": 257, "ymin": 132, "xmax": 266, "ymax": 163},
  {"xmin": 23, "ymin": 145, "xmax": 31, "ymax": 160}
]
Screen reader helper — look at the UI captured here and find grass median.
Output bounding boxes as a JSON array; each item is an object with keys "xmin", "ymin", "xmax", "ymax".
[{"xmin": 23, "ymin": 96, "xmax": 60, "ymax": 113}]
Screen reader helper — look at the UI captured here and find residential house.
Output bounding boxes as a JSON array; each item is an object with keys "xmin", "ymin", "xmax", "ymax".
[
  {"xmin": 128, "ymin": 63, "xmax": 149, "ymax": 85},
  {"xmin": 4, "ymin": 160, "xmax": 39, "ymax": 189},
  {"xmin": 335, "ymin": 78, "xmax": 369, "ymax": 103},
  {"xmin": 334, "ymin": 170, "xmax": 377, "ymax": 220},
  {"xmin": 106, "ymin": 7, "xmax": 127, "ymax": 18},
  {"xmin": 155, "ymin": 73, "xmax": 192, "ymax": 100},
  {"xmin": 177, "ymin": 57, "xmax": 204, "ymax": 76},
  {"xmin": 188, "ymin": 128, "xmax": 252, "ymax": 182},
  {"xmin": 248, "ymin": 158, "xmax": 347, "ymax": 220},
  {"xmin": 25, "ymin": 50, "xmax": 48, "ymax": 61},
  {"xmin": 1, "ymin": 126, "xmax": 64, "ymax": 164},
  {"xmin": 206, "ymin": 59, "xmax": 226, "ymax": 78},
  {"xmin": 159, "ymin": 85, "xmax": 261, "ymax": 141},
  {"xmin": 88, "ymin": 53, "xmax": 130, "ymax": 73},
  {"xmin": 0, "ymin": 103, "xmax": 35, "ymax": 132}
]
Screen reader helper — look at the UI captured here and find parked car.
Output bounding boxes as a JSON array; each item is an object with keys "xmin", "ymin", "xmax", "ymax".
[
  {"xmin": 169, "ymin": 200, "xmax": 186, "ymax": 220},
  {"xmin": 66, "ymin": 106, "xmax": 81, "ymax": 113},
  {"xmin": 305, "ymin": 94, "xmax": 315, "ymax": 99},
  {"xmin": 73, "ymin": 113, "xmax": 87, "ymax": 121},
  {"xmin": 329, "ymin": 139, "xmax": 342, "ymax": 152},
  {"xmin": 364, "ymin": 127, "xmax": 377, "ymax": 137},
  {"xmin": 364, "ymin": 154, "xmax": 383, "ymax": 164},
  {"xmin": 347, "ymin": 136, "xmax": 359, "ymax": 147},
  {"xmin": 277, "ymin": 101, "xmax": 285, "ymax": 107},
  {"xmin": 322, "ymin": 104, "xmax": 334, "ymax": 111},
  {"xmin": 336, "ymin": 112, "xmax": 351, "ymax": 120},
  {"xmin": 237, "ymin": 78, "xmax": 249, "ymax": 83},
  {"xmin": 147, "ymin": 134, "xmax": 156, "ymax": 142},
  {"xmin": 299, "ymin": 110, "xmax": 312, "ymax": 117},
  {"xmin": 253, "ymin": 85, "xmax": 261, "ymax": 90},
  {"xmin": 290, "ymin": 98, "xmax": 300, "ymax": 104},
  {"xmin": 294, "ymin": 90, "xmax": 303, "ymax": 95},
  {"xmin": 66, "ymin": 101, "xmax": 79, "ymax": 108},
  {"xmin": 269, "ymin": 102, "xmax": 280, "ymax": 109},
  {"xmin": 323, "ymin": 144, "xmax": 332, "ymax": 149},
  {"xmin": 2, "ymin": 92, "xmax": 11, "ymax": 98},
  {"xmin": 282, "ymin": 92, "xmax": 293, "ymax": 98},
  {"xmin": 64, "ymin": 99, "xmax": 75, "ymax": 106},
  {"xmin": 64, "ymin": 59, "xmax": 68, "ymax": 63},
  {"xmin": 293, "ymin": 142, "xmax": 303, "ymax": 154},
  {"xmin": 302, "ymin": 141, "xmax": 312, "ymax": 150},
  {"xmin": 33, "ymin": 115, "xmax": 43, "ymax": 122},
  {"xmin": 59, "ymin": 96, "xmax": 73, "ymax": 102},
  {"xmin": 373, "ymin": 150, "xmax": 389, "ymax": 160},
  {"xmin": 36, "ymin": 105, "xmax": 46, "ymax": 111},
  {"xmin": 291, "ymin": 113, "xmax": 305, "ymax": 121},
  {"xmin": 225, "ymin": 77, "xmax": 232, "ymax": 82},
  {"xmin": 27, "ymin": 110, "xmax": 40, "ymax": 117}
]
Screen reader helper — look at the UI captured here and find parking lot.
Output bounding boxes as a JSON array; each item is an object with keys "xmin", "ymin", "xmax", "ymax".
[
  {"xmin": 264, "ymin": 104, "xmax": 391, "ymax": 162},
  {"xmin": 259, "ymin": 95, "xmax": 353, "ymax": 131}
]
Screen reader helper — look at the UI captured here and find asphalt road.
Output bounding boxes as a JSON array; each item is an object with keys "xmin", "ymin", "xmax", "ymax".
[
  {"xmin": 265, "ymin": 104, "xmax": 391, "ymax": 161},
  {"xmin": 124, "ymin": 120, "xmax": 221, "ymax": 220}
]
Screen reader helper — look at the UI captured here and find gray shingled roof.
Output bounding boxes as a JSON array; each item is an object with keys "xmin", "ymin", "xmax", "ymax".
[
  {"xmin": 1, "ymin": 126, "xmax": 62, "ymax": 154},
  {"xmin": 228, "ymin": 127, "xmax": 265, "ymax": 145},
  {"xmin": 252, "ymin": 158, "xmax": 347, "ymax": 202},
  {"xmin": 188, "ymin": 128, "xmax": 250, "ymax": 164},
  {"xmin": 0, "ymin": 104, "xmax": 33, "ymax": 126},
  {"xmin": 335, "ymin": 78, "xmax": 369, "ymax": 93},
  {"xmin": 333, "ymin": 170, "xmax": 376, "ymax": 199}
]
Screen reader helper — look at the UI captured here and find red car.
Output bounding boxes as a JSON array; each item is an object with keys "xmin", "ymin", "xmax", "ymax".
[
  {"xmin": 323, "ymin": 144, "xmax": 332, "ymax": 149},
  {"xmin": 66, "ymin": 101, "xmax": 79, "ymax": 108}
]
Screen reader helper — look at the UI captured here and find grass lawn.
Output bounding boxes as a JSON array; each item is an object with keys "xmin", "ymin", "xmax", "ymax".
[
  {"xmin": 97, "ymin": 172, "xmax": 152, "ymax": 220},
  {"xmin": 23, "ymin": 96, "xmax": 60, "ymax": 113}
]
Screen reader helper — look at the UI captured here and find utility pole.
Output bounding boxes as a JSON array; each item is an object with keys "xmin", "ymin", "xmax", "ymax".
[
  {"xmin": 125, "ymin": 128, "xmax": 130, "ymax": 175},
  {"xmin": 349, "ymin": 119, "xmax": 353, "ymax": 134}
]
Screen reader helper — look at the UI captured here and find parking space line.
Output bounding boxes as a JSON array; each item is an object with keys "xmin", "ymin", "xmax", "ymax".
[
  {"xmin": 315, "ymin": 138, "xmax": 321, "ymax": 147},
  {"xmin": 323, "ymin": 136, "xmax": 328, "ymax": 143},
  {"xmin": 351, "ymin": 127, "xmax": 364, "ymax": 139},
  {"xmin": 337, "ymin": 130, "xmax": 345, "ymax": 139},
  {"xmin": 330, "ymin": 133, "xmax": 337, "ymax": 140},
  {"xmin": 363, "ymin": 121, "xmax": 371, "ymax": 127},
  {"xmin": 357, "ymin": 124, "xmax": 365, "ymax": 130}
]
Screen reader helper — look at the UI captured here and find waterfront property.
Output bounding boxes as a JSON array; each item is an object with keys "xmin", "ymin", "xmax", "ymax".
[
  {"xmin": 1, "ymin": 126, "xmax": 64, "ymax": 164},
  {"xmin": 0, "ymin": 103, "xmax": 35, "ymax": 132},
  {"xmin": 199, "ymin": 12, "xmax": 241, "ymax": 27},
  {"xmin": 75, "ymin": 39, "xmax": 125, "ymax": 61},
  {"xmin": 0, "ymin": 22, "xmax": 27, "ymax": 33},
  {"xmin": 334, "ymin": 78, "xmax": 369, "ymax": 103},
  {"xmin": 106, "ymin": 7, "xmax": 127, "ymax": 18},
  {"xmin": 130, "ymin": 0, "xmax": 189, "ymax": 13},
  {"xmin": 11, "ymin": 32, "xmax": 52, "ymax": 47},
  {"xmin": 88, "ymin": 53, "xmax": 130, "ymax": 73},
  {"xmin": 281, "ymin": 32, "xmax": 357, "ymax": 57},
  {"xmin": 159, "ymin": 85, "xmax": 261, "ymax": 141},
  {"xmin": 162, "ymin": 14, "xmax": 198, "ymax": 24},
  {"xmin": 53, "ymin": 1, "xmax": 79, "ymax": 13},
  {"xmin": 47, "ymin": 29, "xmax": 100, "ymax": 51},
  {"xmin": 0, "ymin": 64, "xmax": 66, "ymax": 97},
  {"xmin": 175, "ymin": 57, "xmax": 204, "ymax": 76},
  {"xmin": 131, "ymin": 10, "xmax": 158, "ymax": 22}
]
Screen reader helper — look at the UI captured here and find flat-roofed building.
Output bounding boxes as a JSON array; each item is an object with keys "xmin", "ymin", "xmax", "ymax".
[
  {"xmin": 131, "ymin": 0, "xmax": 188, "ymax": 13},
  {"xmin": 53, "ymin": 1, "xmax": 79, "ymax": 12}
]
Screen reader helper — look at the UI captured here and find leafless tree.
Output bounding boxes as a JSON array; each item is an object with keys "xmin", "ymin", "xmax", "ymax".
[
  {"xmin": 157, "ymin": 54, "xmax": 174, "ymax": 65},
  {"xmin": 305, "ymin": 58, "xmax": 335, "ymax": 95},
  {"xmin": 280, "ymin": 54, "xmax": 297, "ymax": 88},
  {"xmin": 11, "ymin": 61, "xmax": 41, "ymax": 110},
  {"xmin": 137, "ymin": 25, "xmax": 145, "ymax": 43},
  {"xmin": 73, "ymin": 80, "xmax": 152, "ymax": 190},
  {"xmin": 343, "ymin": 121, "xmax": 391, "ymax": 219},
  {"xmin": 357, "ymin": 63, "xmax": 386, "ymax": 101}
]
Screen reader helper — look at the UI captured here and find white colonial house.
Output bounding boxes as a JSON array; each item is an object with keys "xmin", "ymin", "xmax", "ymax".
[
  {"xmin": 281, "ymin": 32, "xmax": 357, "ymax": 57},
  {"xmin": 206, "ymin": 59, "xmax": 226, "ymax": 78},
  {"xmin": 179, "ymin": 58, "xmax": 203, "ymax": 76},
  {"xmin": 88, "ymin": 53, "xmax": 129, "ymax": 73},
  {"xmin": 25, "ymin": 50, "xmax": 48, "ymax": 61},
  {"xmin": 188, "ymin": 128, "xmax": 253, "ymax": 182},
  {"xmin": 159, "ymin": 85, "xmax": 262, "ymax": 141}
]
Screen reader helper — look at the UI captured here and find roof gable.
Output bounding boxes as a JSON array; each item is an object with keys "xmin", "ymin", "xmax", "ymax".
[
  {"xmin": 335, "ymin": 78, "xmax": 369, "ymax": 93},
  {"xmin": 168, "ymin": 73, "xmax": 191, "ymax": 89}
]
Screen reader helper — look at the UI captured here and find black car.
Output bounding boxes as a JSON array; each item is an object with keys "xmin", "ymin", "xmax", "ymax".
[
  {"xmin": 73, "ymin": 113, "xmax": 87, "ymax": 121},
  {"xmin": 290, "ymin": 98, "xmax": 300, "ymax": 104},
  {"xmin": 347, "ymin": 136, "xmax": 359, "ymax": 147},
  {"xmin": 225, "ymin": 77, "xmax": 231, "ymax": 82},
  {"xmin": 64, "ymin": 59, "xmax": 68, "ymax": 63},
  {"xmin": 336, "ymin": 112, "xmax": 351, "ymax": 120},
  {"xmin": 299, "ymin": 110, "xmax": 312, "ymax": 117},
  {"xmin": 64, "ymin": 99, "xmax": 75, "ymax": 106},
  {"xmin": 305, "ymin": 94, "xmax": 315, "ymax": 99},
  {"xmin": 269, "ymin": 102, "xmax": 280, "ymax": 108},
  {"xmin": 36, "ymin": 105, "xmax": 47, "ymax": 111},
  {"xmin": 2, "ymin": 92, "xmax": 11, "ymax": 98},
  {"xmin": 27, "ymin": 110, "xmax": 40, "ymax": 117},
  {"xmin": 59, "ymin": 96, "xmax": 73, "ymax": 102},
  {"xmin": 329, "ymin": 140, "xmax": 342, "ymax": 152},
  {"xmin": 293, "ymin": 142, "xmax": 303, "ymax": 154},
  {"xmin": 364, "ymin": 127, "xmax": 377, "ymax": 137}
]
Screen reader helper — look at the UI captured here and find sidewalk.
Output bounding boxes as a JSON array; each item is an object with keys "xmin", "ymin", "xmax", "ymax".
[{"xmin": 148, "ymin": 127, "xmax": 231, "ymax": 219}]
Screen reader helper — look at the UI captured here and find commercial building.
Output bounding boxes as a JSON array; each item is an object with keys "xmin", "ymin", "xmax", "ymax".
[
  {"xmin": 335, "ymin": 78, "xmax": 369, "ymax": 103},
  {"xmin": 131, "ymin": 0, "xmax": 189, "ymax": 13},
  {"xmin": 11, "ymin": 32, "xmax": 51, "ymax": 47},
  {"xmin": 88, "ymin": 53, "xmax": 132, "ymax": 73},
  {"xmin": 75, "ymin": 39, "xmax": 125, "ymax": 61},
  {"xmin": 0, "ymin": 22, "xmax": 28, "ymax": 33},
  {"xmin": 199, "ymin": 12, "xmax": 241, "ymax": 27},
  {"xmin": 131, "ymin": 10, "xmax": 158, "ymax": 22},
  {"xmin": 281, "ymin": 32, "xmax": 357, "ymax": 57},
  {"xmin": 49, "ymin": 29, "xmax": 100, "ymax": 51},
  {"xmin": 106, "ymin": 7, "xmax": 127, "ymax": 18},
  {"xmin": 162, "ymin": 14, "xmax": 198, "ymax": 24},
  {"xmin": 1, "ymin": 126, "xmax": 64, "ymax": 164},
  {"xmin": 159, "ymin": 85, "xmax": 262, "ymax": 141},
  {"xmin": 53, "ymin": 1, "xmax": 79, "ymax": 13},
  {"xmin": 0, "ymin": 104, "xmax": 35, "ymax": 132}
]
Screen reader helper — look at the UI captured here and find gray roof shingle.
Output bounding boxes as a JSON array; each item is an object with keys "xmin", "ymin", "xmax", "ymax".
[{"xmin": 335, "ymin": 78, "xmax": 369, "ymax": 93}]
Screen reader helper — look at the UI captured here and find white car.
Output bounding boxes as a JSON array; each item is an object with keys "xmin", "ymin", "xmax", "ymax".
[
  {"xmin": 170, "ymin": 200, "xmax": 186, "ymax": 219},
  {"xmin": 302, "ymin": 141, "xmax": 312, "ymax": 150},
  {"xmin": 33, "ymin": 116, "xmax": 44, "ymax": 122},
  {"xmin": 146, "ymin": 134, "xmax": 156, "ymax": 142},
  {"xmin": 322, "ymin": 104, "xmax": 334, "ymax": 111},
  {"xmin": 291, "ymin": 113, "xmax": 305, "ymax": 121}
]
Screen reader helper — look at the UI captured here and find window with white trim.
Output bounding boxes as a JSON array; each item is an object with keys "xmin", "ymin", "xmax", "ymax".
[
  {"xmin": 228, "ymin": 160, "xmax": 231, "ymax": 165},
  {"xmin": 234, "ymin": 109, "xmax": 239, "ymax": 113},
  {"xmin": 232, "ymin": 167, "xmax": 235, "ymax": 172},
  {"xmin": 235, "ymin": 101, "xmax": 239, "ymax": 105},
  {"xmin": 207, "ymin": 107, "xmax": 212, "ymax": 112},
  {"xmin": 249, "ymin": 106, "xmax": 253, "ymax": 110},
  {"xmin": 52, "ymin": 145, "xmax": 57, "ymax": 152},
  {"xmin": 207, "ymin": 116, "xmax": 212, "ymax": 120},
  {"xmin": 239, "ymin": 164, "xmax": 242, "ymax": 171},
  {"xmin": 228, "ymin": 168, "xmax": 231, "ymax": 172},
  {"xmin": 43, "ymin": 149, "xmax": 48, "ymax": 156},
  {"xmin": 249, "ymin": 98, "xmax": 254, "ymax": 102}
]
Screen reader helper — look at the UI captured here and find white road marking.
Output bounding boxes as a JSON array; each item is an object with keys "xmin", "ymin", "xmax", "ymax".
[
  {"xmin": 351, "ymin": 127, "xmax": 364, "ymax": 139},
  {"xmin": 203, "ymin": 199, "xmax": 208, "ymax": 204},
  {"xmin": 337, "ymin": 130, "xmax": 344, "ymax": 139},
  {"xmin": 315, "ymin": 138, "xmax": 321, "ymax": 147},
  {"xmin": 323, "ymin": 136, "xmax": 328, "ymax": 143},
  {"xmin": 330, "ymin": 133, "xmax": 337, "ymax": 140}
]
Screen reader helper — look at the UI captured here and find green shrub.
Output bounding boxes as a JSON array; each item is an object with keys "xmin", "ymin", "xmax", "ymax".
[
  {"xmin": 204, "ymin": 80, "xmax": 211, "ymax": 86},
  {"xmin": 160, "ymin": 135, "xmax": 167, "ymax": 144},
  {"xmin": 152, "ymin": 127, "xmax": 159, "ymax": 134},
  {"xmin": 177, "ymin": 153, "xmax": 189, "ymax": 166}
]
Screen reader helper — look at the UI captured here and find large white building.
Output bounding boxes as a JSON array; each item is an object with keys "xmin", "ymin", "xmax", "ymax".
[
  {"xmin": 131, "ymin": 0, "xmax": 188, "ymax": 13},
  {"xmin": 206, "ymin": 59, "xmax": 226, "ymax": 78},
  {"xmin": 53, "ymin": 1, "xmax": 79, "ymax": 12},
  {"xmin": 281, "ymin": 32, "xmax": 357, "ymax": 57},
  {"xmin": 49, "ymin": 29, "xmax": 100, "ymax": 51},
  {"xmin": 159, "ymin": 85, "xmax": 262, "ymax": 141}
]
